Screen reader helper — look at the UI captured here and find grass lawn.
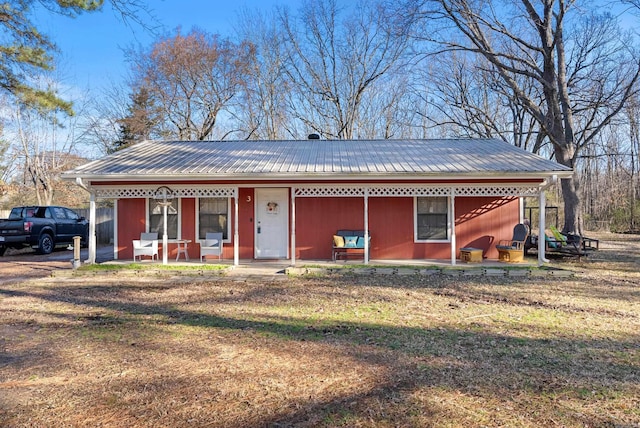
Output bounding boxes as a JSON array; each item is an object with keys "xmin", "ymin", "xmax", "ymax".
[{"xmin": 0, "ymin": 233, "xmax": 638, "ymax": 427}]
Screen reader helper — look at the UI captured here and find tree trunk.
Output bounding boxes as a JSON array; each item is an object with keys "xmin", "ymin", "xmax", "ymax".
[
  {"xmin": 554, "ymin": 144, "xmax": 581, "ymax": 234},
  {"xmin": 558, "ymin": 176, "xmax": 581, "ymax": 234}
]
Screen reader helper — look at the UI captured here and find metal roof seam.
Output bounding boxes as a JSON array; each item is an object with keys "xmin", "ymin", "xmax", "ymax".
[{"xmin": 61, "ymin": 138, "xmax": 572, "ymax": 179}]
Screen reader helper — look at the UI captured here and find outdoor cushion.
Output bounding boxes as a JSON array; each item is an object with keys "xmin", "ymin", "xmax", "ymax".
[
  {"xmin": 496, "ymin": 244, "xmax": 517, "ymax": 250},
  {"xmin": 545, "ymin": 235, "xmax": 559, "ymax": 249},
  {"xmin": 344, "ymin": 236, "xmax": 358, "ymax": 247},
  {"xmin": 333, "ymin": 235, "xmax": 345, "ymax": 247},
  {"xmin": 356, "ymin": 236, "xmax": 365, "ymax": 248}
]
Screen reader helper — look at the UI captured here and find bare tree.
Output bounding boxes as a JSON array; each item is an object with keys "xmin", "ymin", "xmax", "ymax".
[
  {"xmin": 128, "ymin": 28, "xmax": 256, "ymax": 141},
  {"xmin": 625, "ymin": 96, "xmax": 640, "ymax": 230},
  {"xmin": 279, "ymin": 0, "xmax": 411, "ymax": 139},
  {"xmin": 234, "ymin": 8, "xmax": 297, "ymax": 140},
  {"xmin": 420, "ymin": 50, "xmax": 546, "ymax": 153},
  {"xmin": 409, "ymin": 0, "xmax": 640, "ymax": 234},
  {"xmin": 0, "ymin": 122, "xmax": 11, "ymax": 195},
  {"xmin": 11, "ymin": 104, "xmax": 83, "ymax": 204}
]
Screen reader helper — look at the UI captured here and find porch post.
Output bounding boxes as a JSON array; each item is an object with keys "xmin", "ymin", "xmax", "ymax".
[
  {"xmin": 450, "ymin": 190, "xmax": 456, "ymax": 265},
  {"xmin": 234, "ymin": 188, "xmax": 239, "ymax": 266},
  {"xmin": 113, "ymin": 199, "xmax": 118, "ymax": 260},
  {"xmin": 538, "ymin": 190, "xmax": 548, "ymax": 265},
  {"xmin": 291, "ymin": 188, "xmax": 296, "ymax": 266},
  {"xmin": 162, "ymin": 204, "xmax": 168, "ymax": 265},
  {"xmin": 364, "ymin": 188, "xmax": 369, "ymax": 265},
  {"xmin": 87, "ymin": 192, "xmax": 96, "ymax": 264}
]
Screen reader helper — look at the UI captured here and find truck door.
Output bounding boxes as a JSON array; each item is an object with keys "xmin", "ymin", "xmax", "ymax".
[
  {"xmin": 63, "ymin": 208, "xmax": 87, "ymax": 241},
  {"xmin": 51, "ymin": 206, "xmax": 72, "ymax": 242}
]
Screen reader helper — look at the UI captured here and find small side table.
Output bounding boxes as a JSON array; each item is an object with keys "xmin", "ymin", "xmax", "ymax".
[
  {"xmin": 175, "ymin": 239, "xmax": 191, "ymax": 261},
  {"xmin": 460, "ymin": 247, "xmax": 483, "ymax": 263}
]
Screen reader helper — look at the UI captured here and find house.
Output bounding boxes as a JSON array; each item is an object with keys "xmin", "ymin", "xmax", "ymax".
[{"xmin": 62, "ymin": 138, "xmax": 573, "ymax": 266}]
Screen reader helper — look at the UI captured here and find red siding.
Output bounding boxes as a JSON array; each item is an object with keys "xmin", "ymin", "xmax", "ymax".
[
  {"xmin": 295, "ymin": 198, "xmax": 364, "ymax": 259},
  {"xmin": 181, "ymin": 198, "xmax": 196, "ymax": 241},
  {"xmin": 294, "ymin": 196, "xmax": 520, "ymax": 260},
  {"xmin": 455, "ymin": 197, "xmax": 520, "ymax": 259},
  {"xmin": 115, "ymin": 191, "xmax": 522, "ymax": 262},
  {"xmin": 179, "ymin": 198, "xmax": 197, "ymax": 260},
  {"xmin": 238, "ymin": 189, "xmax": 255, "ymax": 259},
  {"xmin": 117, "ymin": 199, "xmax": 146, "ymax": 260},
  {"xmin": 367, "ymin": 197, "xmax": 452, "ymax": 259}
]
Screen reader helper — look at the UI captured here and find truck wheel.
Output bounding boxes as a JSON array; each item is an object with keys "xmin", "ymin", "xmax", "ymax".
[
  {"xmin": 0, "ymin": 246, "xmax": 6, "ymax": 257},
  {"xmin": 38, "ymin": 234, "xmax": 54, "ymax": 254}
]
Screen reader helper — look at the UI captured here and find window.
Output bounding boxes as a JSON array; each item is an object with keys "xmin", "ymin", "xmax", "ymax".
[
  {"xmin": 149, "ymin": 198, "xmax": 178, "ymax": 239},
  {"xmin": 415, "ymin": 197, "xmax": 449, "ymax": 241},
  {"xmin": 64, "ymin": 208, "xmax": 80, "ymax": 220},
  {"xmin": 52, "ymin": 206, "xmax": 66, "ymax": 219},
  {"xmin": 198, "ymin": 198, "xmax": 229, "ymax": 240}
]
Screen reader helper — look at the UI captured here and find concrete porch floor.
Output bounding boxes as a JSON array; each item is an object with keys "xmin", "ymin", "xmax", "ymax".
[{"xmin": 102, "ymin": 256, "xmax": 539, "ymax": 276}]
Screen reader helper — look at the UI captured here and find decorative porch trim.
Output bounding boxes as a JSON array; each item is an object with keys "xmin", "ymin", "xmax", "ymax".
[
  {"xmin": 92, "ymin": 186, "xmax": 238, "ymax": 199},
  {"xmin": 294, "ymin": 184, "xmax": 539, "ymax": 198},
  {"xmin": 294, "ymin": 187, "xmax": 364, "ymax": 197},
  {"xmin": 454, "ymin": 185, "xmax": 539, "ymax": 197}
]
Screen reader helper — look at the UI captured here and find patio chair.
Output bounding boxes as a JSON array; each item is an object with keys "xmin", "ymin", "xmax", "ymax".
[
  {"xmin": 547, "ymin": 225, "xmax": 587, "ymax": 257},
  {"xmin": 549, "ymin": 225, "xmax": 568, "ymax": 246},
  {"xmin": 200, "ymin": 232, "xmax": 223, "ymax": 262},
  {"xmin": 496, "ymin": 223, "xmax": 529, "ymax": 262},
  {"xmin": 133, "ymin": 232, "xmax": 158, "ymax": 262}
]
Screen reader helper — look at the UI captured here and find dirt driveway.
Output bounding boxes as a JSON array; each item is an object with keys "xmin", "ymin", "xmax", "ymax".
[{"xmin": 0, "ymin": 246, "xmax": 114, "ymax": 283}]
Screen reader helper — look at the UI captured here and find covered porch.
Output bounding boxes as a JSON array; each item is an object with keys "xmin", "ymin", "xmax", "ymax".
[{"xmin": 79, "ymin": 179, "xmax": 559, "ymax": 268}]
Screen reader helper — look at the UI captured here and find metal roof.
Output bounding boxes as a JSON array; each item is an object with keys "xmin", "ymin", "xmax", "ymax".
[{"xmin": 63, "ymin": 138, "xmax": 572, "ymax": 181}]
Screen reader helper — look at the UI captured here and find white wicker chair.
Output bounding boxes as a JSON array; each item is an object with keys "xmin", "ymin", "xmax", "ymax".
[
  {"xmin": 200, "ymin": 232, "xmax": 223, "ymax": 262},
  {"xmin": 133, "ymin": 232, "xmax": 159, "ymax": 262}
]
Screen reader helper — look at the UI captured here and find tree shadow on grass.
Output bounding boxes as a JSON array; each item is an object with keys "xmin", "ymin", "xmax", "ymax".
[{"xmin": 1, "ymin": 284, "xmax": 638, "ymax": 427}]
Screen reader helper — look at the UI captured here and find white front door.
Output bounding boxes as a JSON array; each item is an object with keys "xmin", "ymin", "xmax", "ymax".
[{"xmin": 255, "ymin": 188, "xmax": 289, "ymax": 259}]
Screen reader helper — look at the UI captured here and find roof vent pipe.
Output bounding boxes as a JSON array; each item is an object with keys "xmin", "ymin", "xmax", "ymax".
[{"xmin": 308, "ymin": 133, "xmax": 320, "ymax": 140}]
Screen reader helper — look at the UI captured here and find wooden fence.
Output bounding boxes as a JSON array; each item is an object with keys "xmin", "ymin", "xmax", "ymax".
[
  {"xmin": 76, "ymin": 208, "xmax": 114, "ymax": 244},
  {"xmin": 1, "ymin": 207, "xmax": 114, "ymax": 245}
]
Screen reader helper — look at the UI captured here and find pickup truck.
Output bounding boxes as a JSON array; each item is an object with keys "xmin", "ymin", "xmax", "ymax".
[{"xmin": 0, "ymin": 206, "xmax": 89, "ymax": 256}]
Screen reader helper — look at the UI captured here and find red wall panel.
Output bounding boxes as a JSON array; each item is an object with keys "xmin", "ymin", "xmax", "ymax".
[
  {"xmin": 181, "ymin": 198, "xmax": 196, "ymax": 241},
  {"xmin": 117, "ymin": 198, "xmax": 146, "ymax": 260},
  {"xmin": 295, "ymin": 197, "xmax": 364, "ymax": 259},
  {"xmin": 116, "ymin": 192, "xmax": 521, "ymax": 262},
  {"xmin": 179, "ymin": 198, "xmax": 197, "ymax": 260},
  {"xmin": 455, "ymin": 197, "xmax": 520, "ymax": 259},
  {"xmin": 293, "ymin": 196, "xmax": 520, "ymax": 261},
  {"xmin": 238, "ymin": 189, "xmax": 255, "ymax": 259}
]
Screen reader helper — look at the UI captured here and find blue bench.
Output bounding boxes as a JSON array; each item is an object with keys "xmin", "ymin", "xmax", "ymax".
[{"xmin": 332, "ymin": 230, "xmax": 371, "ymax": 261}]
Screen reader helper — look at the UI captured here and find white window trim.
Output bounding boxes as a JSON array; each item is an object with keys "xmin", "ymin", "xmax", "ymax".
[
  {"xmin": 413, "ymin": 196, "xmax": 451, "ymax": 243},
  {"xmin": 146, "ymin": 197, "xmax": 182, "ymax": 239},
  {"xmin": 196, "ymin": 197, "xmax": 232, "ymax": 244}
]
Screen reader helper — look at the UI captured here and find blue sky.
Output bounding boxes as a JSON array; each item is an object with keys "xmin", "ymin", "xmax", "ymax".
[{"xmin": 37, "ymin": 0, "xmax": 301, "ymax": 93}]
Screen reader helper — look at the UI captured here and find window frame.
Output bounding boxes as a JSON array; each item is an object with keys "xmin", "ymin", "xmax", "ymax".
[
  {"xmin": 196, "ymin": 197, "xmax": 231, "ymax": 243},
  {"xmin": 147, "ymin": 197, "xmax": 181, "ymax": 239},
  {"xmin": 414, "ymin": 196, "xmax": 451, "ymax": 243}
]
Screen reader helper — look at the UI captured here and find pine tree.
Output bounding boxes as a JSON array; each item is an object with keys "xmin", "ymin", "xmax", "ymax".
[
  {"xmin": 1, "ymin": 0, "xmax": 144, "ymax": 114},
  {"xmin": 109, "ymin": 87, "xmax": 157, "ymax": 152}
]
